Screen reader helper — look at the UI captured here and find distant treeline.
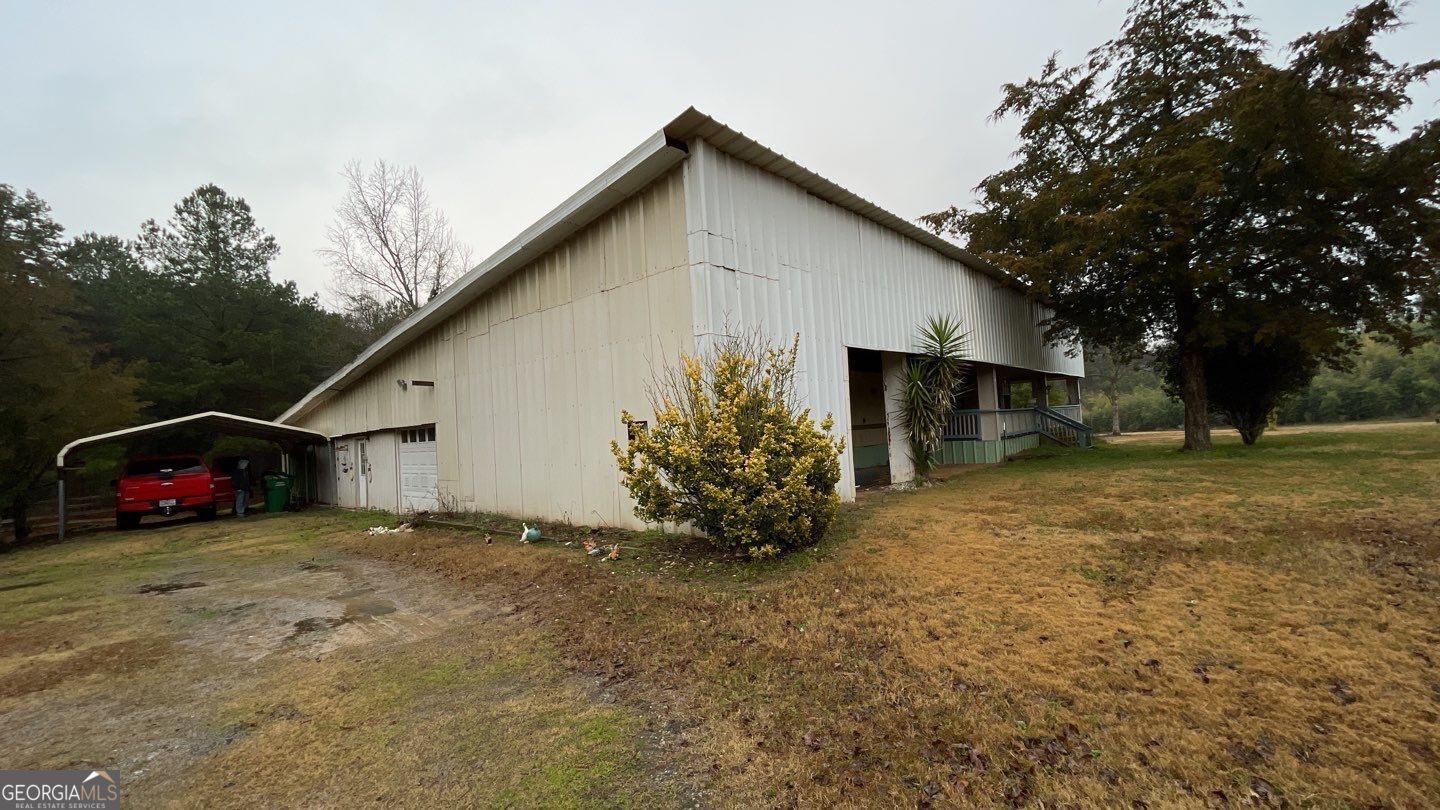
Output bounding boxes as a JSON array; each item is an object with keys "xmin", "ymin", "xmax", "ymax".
[
  {"xmin": 1084, "ymin": 329, "xmax": 1440, "ymax": 433},
  {"xmin": 2, "ymin": 183, "xmax": 380, "ymax": 539}
]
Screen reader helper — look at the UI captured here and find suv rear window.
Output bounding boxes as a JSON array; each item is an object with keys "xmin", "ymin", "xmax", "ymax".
[{"xmin": 126, "ymin": 459, "xmax": 206, "ymax": 476}]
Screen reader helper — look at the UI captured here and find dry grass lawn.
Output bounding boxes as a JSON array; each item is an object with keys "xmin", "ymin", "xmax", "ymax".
[
  {"xmin": 359, "ymin": 422, "xmax": 1440, "ymax": 807},
  {"xmin": 2, "ymin": 422, "xmax": 1437, "ymax": 807}
]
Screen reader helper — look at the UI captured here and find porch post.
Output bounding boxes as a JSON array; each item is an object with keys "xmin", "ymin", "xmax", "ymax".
[
  {"xmin": 880, "ymin": 352, "xmax": 915, "ymax": 485},
  {"xmin": 1032, "ymin": 372, "xmax": 1050, "ymax": 409},
  {"xmin": 976, "ymin": 365, "xmax": 1001, "ymax": 441},
  {"xmin": 1064, "ymin": 378, "xmax": 1082, "ymax": 406}
]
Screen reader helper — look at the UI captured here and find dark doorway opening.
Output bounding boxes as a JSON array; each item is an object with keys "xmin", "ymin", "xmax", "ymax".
[{"xmin": 847, "ymin": 348, "xmax": 890, "ymax": 488}]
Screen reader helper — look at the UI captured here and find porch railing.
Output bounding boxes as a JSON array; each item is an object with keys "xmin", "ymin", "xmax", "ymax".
[
  {"xmin": 945, "ymin": 410, "xmax": 982, "ymax": 440},
  {"xmin": 998, "ymin": 408, "xmax": 1039, "ymax": 438},
  {"xmin": 1049, "ymin": 403, "xmax": 1082, "ymax": 423},
  {"xmin": 943, "ymin": 407, "xmax": 1041, "ymax": 440},
  {"xmin": 1035, "ymin": 405, "xmax": 1094, "ymax": 448},
  {"xmin": 943, "ymin": 405, "xmax": 1093, "ymax": 448}
]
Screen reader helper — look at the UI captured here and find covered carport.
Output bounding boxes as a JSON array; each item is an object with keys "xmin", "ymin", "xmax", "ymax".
[{"xmin": 56, "ymin": 411, "xmax": 329, "ymax": 540}]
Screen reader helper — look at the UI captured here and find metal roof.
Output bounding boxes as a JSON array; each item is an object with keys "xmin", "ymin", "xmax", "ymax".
[
  {"xmin": 57, "ymin": 411, "xmax": 328, "ymax": 469},
  {"xmin": 278, "ymin": 107, "xmax": 1017, "ymax": 425},
  {"xmin": 661, "ymin": 108, "xmax": 1019, "ymax": 287}
]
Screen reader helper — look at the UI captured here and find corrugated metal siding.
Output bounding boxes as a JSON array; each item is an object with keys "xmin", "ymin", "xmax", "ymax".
[
  {"xmin": 684, "ymin": 140, "xmax": 1083, "ymax": 499},
  {"xmin": 295, "ymin": 335, "xmax": 442, "ymax": 439},
  {"xmin": 292, "ymin": 168, "xmax": 692, "ymax": 528}
]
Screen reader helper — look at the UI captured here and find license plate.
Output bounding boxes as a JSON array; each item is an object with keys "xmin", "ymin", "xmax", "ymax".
[{"xmin": 158, "ymin": 498, "xmax": 177, "ymax": 507}]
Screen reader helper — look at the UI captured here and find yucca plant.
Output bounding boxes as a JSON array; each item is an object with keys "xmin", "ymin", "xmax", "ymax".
[{"xmin": 897, "ymin": 315, "xmax": 972, "ymax": 479}]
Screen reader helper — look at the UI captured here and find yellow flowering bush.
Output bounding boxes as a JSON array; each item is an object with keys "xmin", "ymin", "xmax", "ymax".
[{"xmin": 611, "ymin": 333, "xmax": 844, "ymax": 558}]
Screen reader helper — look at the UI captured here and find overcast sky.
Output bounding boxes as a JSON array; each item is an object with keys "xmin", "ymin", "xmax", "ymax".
[{"xmin": 3, "ymin": 1, "xmax": 1436, "ymax": 301}]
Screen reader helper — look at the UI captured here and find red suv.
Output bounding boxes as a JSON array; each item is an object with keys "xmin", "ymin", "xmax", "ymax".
[{"xmin": 114, "ymin": 455, "xmax": 234, "ymax": 529}]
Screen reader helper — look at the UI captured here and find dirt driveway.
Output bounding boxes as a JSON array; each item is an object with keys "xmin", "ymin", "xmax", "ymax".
[{"xmin": 0, "ymin": 510, "xmax": 678, "ymax": 807}]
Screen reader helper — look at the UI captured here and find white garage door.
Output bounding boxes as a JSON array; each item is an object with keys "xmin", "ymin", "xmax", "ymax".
[{"xmin": 398, "ymin": 426, "xmax": 439, "ymax": 512}]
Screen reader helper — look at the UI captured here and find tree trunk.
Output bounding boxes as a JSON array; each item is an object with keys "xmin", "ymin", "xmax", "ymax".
[
  {"xmin": 1100, "ymin": 347, "xmax": 1124, "ymax": 436},
  {"xmin": 10, "ymin": 498, "xmax": 29, "ymax": 543},
  {"xmin": 1232, "ymin": 409, "xmax": 1266, "ymax": 445},
  {"xmin": 1178, "ymin": 343, "xmax": 1212, "ymax": 451}
]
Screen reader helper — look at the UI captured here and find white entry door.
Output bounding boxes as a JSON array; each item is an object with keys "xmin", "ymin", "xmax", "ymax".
[
  {"xmin": 356, "ymin": 437, "xmax": 370, "ymax": 508},
  {"xmin": 399, "ymin": 426, "xmax": 439, "ymax": 512}
]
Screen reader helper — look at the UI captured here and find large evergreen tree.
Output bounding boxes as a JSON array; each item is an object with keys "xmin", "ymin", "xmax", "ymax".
[
  {"xmin": 925, "ymin": 0, "xmax": 1439, "ymax": 450},
  {"xmin": 63, "ymin": 232, "xmax": 146, "ymax": 363},
  {"xmin": 0, "ymin": 186, "xmax": 141, "ymax": 541},
  {"xmin": 103, "ymin": 185, "xmax": 354, "ymax": 419}
]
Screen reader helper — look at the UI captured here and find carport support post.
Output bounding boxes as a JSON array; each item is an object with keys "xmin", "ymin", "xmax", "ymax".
[{"xmin": 56, "ymin": 468, "xmax": 66, "ymax": 542}]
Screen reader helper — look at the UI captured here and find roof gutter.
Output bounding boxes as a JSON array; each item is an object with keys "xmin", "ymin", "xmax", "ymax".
[{"xmin": 277, "ymin": 129, "xmax": 690, "ymax": 426}]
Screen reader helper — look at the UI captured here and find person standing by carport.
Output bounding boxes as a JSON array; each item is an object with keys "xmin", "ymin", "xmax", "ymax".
[{"xmin": 231, "ymin": 459, "xmax": 252, "ymax": 517}]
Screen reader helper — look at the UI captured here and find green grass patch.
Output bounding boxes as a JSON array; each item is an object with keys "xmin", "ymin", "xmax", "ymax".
[{"xmin": 195, "ymin": 629, "xmax": 670, "ymax": 808}]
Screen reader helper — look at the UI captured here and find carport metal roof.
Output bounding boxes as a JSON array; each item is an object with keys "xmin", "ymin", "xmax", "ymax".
[
  {"xmin": 54, "ymin": 411, "xmax": 328, "ymax": 542},
  {"xmin": 57, "ymin": 410, "xmax": 328, "ymax": 469}
]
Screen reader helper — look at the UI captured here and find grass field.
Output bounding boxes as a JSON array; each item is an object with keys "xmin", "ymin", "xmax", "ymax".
[{"xmin": 3, "ymin": 422, "xmax": 1438, "ymax": 806}]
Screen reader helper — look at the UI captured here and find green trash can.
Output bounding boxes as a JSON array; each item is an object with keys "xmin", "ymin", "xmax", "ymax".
[{"xmin": 262, "ymin": 472, "xmax": 294, "ymax": 513}]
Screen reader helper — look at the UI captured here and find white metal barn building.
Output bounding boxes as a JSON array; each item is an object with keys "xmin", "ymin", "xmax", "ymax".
[{"xmin": 278, "ymin": 108, "xmax": 1087, "ymax": 528}]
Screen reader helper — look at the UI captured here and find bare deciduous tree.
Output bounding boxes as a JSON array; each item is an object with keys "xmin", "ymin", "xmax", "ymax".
[
  {"xmin": 1087, "ymin": 341, "xmax": 1141, "ymax": 437},
  {"xmin": 319, "ymin": 160, "xmax": 472, "ymax": 315}
]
